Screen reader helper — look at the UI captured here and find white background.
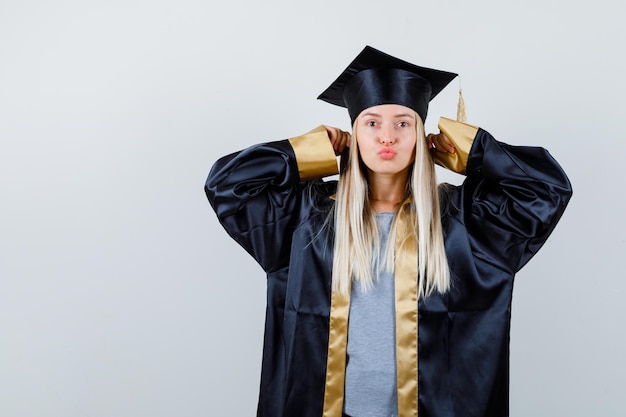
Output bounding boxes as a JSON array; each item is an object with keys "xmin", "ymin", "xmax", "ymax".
[{"xmin": 1, "ymin": 0, "xmax": 624, "ymax": 415}]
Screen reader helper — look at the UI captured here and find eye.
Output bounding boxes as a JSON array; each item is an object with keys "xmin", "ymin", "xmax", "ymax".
[
  {"xmin": 398, "ymin": 121, "xmax": 410, "ymax": 128},
  {"xmin": 366, "ymin": 120, "xmax": 377, "ymax": 127}
]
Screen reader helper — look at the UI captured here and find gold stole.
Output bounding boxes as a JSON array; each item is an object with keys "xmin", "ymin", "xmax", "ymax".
[
  {"xmin": 394, "ymin": 212, "xmax": 419, "ymax": 416},
  {"xmin": 322, "ymin": 211, "xmax": 419, "ymax": 417}
]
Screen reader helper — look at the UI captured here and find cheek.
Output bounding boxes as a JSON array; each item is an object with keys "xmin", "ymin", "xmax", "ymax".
[
  {"xmin": 405, "ymin": 141, "xmax": 417, "ymax": 158},
  {"xmin": 408, "ymin": 136, "xmax": 418, "ymax": 155},
  {"xmin": 409, "ymin": 148, "xmax": 416, "ymax": 164},
  {"xmin": 355, "ymin": 137, "xmax": 374, "ymax": 156}
]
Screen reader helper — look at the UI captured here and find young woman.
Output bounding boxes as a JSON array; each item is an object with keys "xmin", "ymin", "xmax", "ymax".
[{"xmin": 205, "ymin": 46, "xmax": 572, "ymax": 417}]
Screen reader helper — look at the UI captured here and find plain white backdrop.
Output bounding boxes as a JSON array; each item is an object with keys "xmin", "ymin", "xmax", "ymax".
[{"xmin": 1, "ymin": 0, "xmax": 624, "ymax": 415}]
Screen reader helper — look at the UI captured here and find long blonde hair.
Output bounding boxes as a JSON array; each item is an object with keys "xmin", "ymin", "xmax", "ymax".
[{"xmin": 331, "ymin": 113, "xmax": 450, "ymax": 297}]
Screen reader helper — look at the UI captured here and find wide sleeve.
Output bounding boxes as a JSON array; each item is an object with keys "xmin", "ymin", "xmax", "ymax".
[
  {"xmin": 439, "ymin": 117, "xmax": 573, "ymax": 273},
  {"xmin": 205, "ymin": 125, "xmax": 338, "ymax": 273},
  {"xmin": 434, "ymin": 117, "xmax": 479, "ymax": 174}
]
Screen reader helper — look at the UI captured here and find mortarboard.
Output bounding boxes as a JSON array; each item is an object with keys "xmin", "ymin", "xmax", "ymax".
[{"xmin": 318, "ymin": 46, "xmax": 458, "ymax": 123}]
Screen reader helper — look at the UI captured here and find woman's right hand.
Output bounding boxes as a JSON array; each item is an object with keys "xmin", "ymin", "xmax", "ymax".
[{"xmin": 325, "ymin": 126, "xmax": 351, "ymax": 156}]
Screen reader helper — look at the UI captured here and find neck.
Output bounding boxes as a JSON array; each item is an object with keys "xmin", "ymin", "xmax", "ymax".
[{"xmin": 368, "ymin": 170, "xmax": 410, "ymax": 212}]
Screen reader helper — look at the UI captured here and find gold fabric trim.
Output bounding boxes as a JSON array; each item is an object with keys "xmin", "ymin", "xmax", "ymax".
[
  {"xmin": 289, "ymin": 125, "xmax": 339, "ymax": 181},
  {"xmin": 435, "ymin": 116, "xmax": 479, "ymax": 174},
  {"xmin": 394, "ymin": 211, "xmax": 419, "ymax": 417},
  {"xmin": 322, "ymin": 283, "xmax": 351, "ymax": 417}
]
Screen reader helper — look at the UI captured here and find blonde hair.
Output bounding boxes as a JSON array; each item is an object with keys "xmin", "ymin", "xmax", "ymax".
[{"xmin": 331, "ymin": 113, "xmax": 450, "ymax": 297}]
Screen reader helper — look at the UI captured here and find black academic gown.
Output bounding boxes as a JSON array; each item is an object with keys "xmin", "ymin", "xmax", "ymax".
[{"xmin": 205, "ymin": 119, "xmax": 572, "ymax": 417}]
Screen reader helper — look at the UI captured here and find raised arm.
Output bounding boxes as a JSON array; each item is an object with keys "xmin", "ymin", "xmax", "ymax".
[
  {"xmin": 435, "ymin": 117, "xmax": 573, "ymax": 272},
  {"xmin": 205, "ymin": 126, "xmax": 339, "ymax": 273}
]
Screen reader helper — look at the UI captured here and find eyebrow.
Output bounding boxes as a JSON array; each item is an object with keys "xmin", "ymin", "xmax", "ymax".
[{"xmin": 361, "ymin": 112, "xmax": 415, "ymax": 119}]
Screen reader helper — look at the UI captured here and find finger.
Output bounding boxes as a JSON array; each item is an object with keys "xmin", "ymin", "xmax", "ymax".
[
  {"xmin": 432, "ymin": 133, "xmax": 456, "ymax": 153},
  {"xmin": 425, "ymin": 133, "xmax": 436, "ymax": 150},
  {"xmin": 334, "ymin": 130, "xmax": 347, "ymax": 155},
  {"xmin": 438, "ymin": 133, "xmax": 455, "ymax": 153},
  {"xmin": 337, "ymin": 130, "xmax": 350, "ymax": 147},
  {"xmin": 325, "ymin": 126, "xmax": 338, "ymax": 143},
  {"xmin": 342, "ymin": 131, "xmax": 351, "ymax": 148},
  {"xmin": 336, "ymin": 132, "xmax": 348, "ymax": 153},
  {"xmin": 325, "ymin": 126, "xmax": 351, "ymax": 155},
  {"xmin": 329, "ymin": 128, "xmax": 338, "ymax": 144}
]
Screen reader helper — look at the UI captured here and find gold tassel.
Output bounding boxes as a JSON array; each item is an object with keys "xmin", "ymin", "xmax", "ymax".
[{"xmin": 457, "ymin": 78, "xmax": 467, "ymax": 123}]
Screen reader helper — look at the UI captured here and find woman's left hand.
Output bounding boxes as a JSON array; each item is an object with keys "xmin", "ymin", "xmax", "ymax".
[{"xmin": 427, "ymin": 132, "xmax": 456, "ymax": 154}]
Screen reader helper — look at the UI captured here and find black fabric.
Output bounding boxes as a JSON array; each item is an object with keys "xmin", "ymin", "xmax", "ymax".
[
  {"xmin": 317, "ymin": 46, "xmax": 457, "ymax": 123},
  {"xmin": 343, "ymin": 68, "xmax": 432, "ymax": 123},
  {"xmin": 205, "ymin": 130, "xmax": 572, "ymax": 417}
]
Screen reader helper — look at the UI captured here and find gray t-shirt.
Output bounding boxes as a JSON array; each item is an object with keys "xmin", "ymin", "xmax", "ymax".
[{"xmin": 343, "ymin": 212, "xmax": 398, "ymax": 417}]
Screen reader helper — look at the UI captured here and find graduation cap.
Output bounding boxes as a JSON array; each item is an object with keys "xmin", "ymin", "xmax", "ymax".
[{"xmin": 318, "ymin": 46, "xmax": 458, "ymax": 123}]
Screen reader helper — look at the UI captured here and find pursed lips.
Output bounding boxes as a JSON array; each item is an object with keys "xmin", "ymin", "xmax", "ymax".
[{"xmin": 377, "ymin": 146, "xmax": 397, "ymax": 160}]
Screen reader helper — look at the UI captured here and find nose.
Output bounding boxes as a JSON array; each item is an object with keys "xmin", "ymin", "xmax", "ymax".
[{"xmin": 379, "ymin": 124, "xmax": 396, "ymax": 145}]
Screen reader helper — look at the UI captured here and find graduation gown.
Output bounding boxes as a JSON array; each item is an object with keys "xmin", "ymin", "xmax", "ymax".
[{"xmin": 205, "ymin": 118, "xmax": 572, "ymax": 417}]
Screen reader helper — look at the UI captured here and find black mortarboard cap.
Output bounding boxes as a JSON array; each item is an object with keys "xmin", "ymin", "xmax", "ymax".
[{"xmin": 318, "ymin": 46, "xmax": 458, "ymax": 123}]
